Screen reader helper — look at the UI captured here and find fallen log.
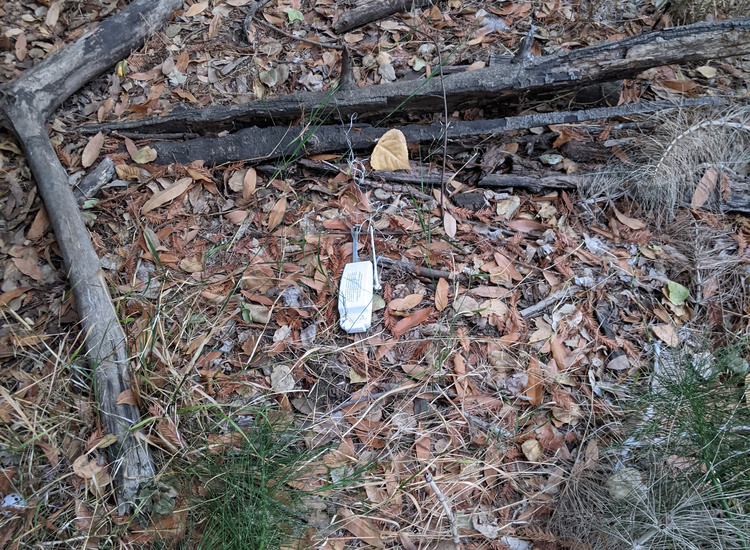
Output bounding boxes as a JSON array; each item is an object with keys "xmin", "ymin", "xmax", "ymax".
[
  {"xmin": 333, "ymin": 0, "xmax": 432, "ymax": 34},
  {"xmin": 82, "ymin": 17, "xmax": 750, "ymax": 135},
  {"xmin": 149, "ymin": 97, "xmax": 725, "ymax": 165},
  {"xmin": 0, "ymin": 0, "xmax": 183, "ymax": 514}
]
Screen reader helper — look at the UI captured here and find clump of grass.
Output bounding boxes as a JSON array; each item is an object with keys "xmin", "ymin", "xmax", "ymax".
[
  {"xmin": 551, "ymin": 335, "xmax": 750, "ymax": 549},
  {"xmin": 182, "ymin": 409, "xmax": 329, "ymax": 550},
  {"xmin": 660, "ymin": 0, "xmax": 750, "ymax": 23},
  {"xmin": 586, "ymin": 105, "xmax": 750, "ymax": 221}
]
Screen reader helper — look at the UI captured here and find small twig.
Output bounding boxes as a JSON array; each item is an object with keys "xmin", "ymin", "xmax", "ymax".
[
  {"xmin": 424, "ymin": 472, "xmax": 461, "ymax": 548},
  {"xmin": 252, "ymin": 17, "xmax": 344, "ymax": 50},
  {"xmin": 378, "ymin": 257, "xmax": 470, "ymax": 285},
  {"xmin": 402, "ymin": 22, "xmax": 449, "ymax": 221},
  {"xmin": 519, "ymin": 285, "xmax": 580, "ymax": 317},
  {"xmin": 327, "ymin": 386, "xmax": 457, "ymax": 414}
]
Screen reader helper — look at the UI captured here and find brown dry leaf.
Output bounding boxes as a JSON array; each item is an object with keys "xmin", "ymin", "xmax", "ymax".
[
  {"xmin": 371, "ymin": 129, "xmax": 410, "ymax": 171},
  {"xmin": 225, "ymin": 210, "xmax": 250, "ymax": 225},
  {"xmin": 116, "ymin": 389, "xmax": 138, "ymax": 406},
  {"xmin": 337, "ymin": 508, "xmax": 385, "ymax": 548},
  {"xmin": 208, "ymin": 14, "xmax": 221, "ymax": 39},
  {"xmin": 444, "ymin": 212, "xmax": 457, "ymax": 238},
  {"xmin": 243, "ymin": 167, "xmax": 257, "ymax": 200},
  {"xmin": 391, "ymin": 307, "xmax": 433, "ymax": 339},
  {"xmin": 521, "ymin": 438, "xmax": 543, "ymax": 462},
  {"xmin": 26, "ymin": 206, "xmax": 50, "ymax": 240},
  {"xmin": 493, "ymin": 252, "xmax": 522, "ymax": 281},
  {"xmin": 74, "ymin": 499, "xmax": 93, "ymax": 532},
  {"xmin": 550, "ymin": 336, "xmax": 568, "ymax": 370},
  {"xmin": 691, "ymin": 167, "xmax": 718, "ymax": 209},
  {"xmin": 46, "ymin": 1, "xmax": 63, "ymax": 28},
  {"xmin": 268, "ymin": 196, "xmax": 287, "ymax": 230},
  {"xmin": 660, "ymin": 79, "xmax": 698, "ymax": 93},
  {"xmin": 15, "ymin": 33, "xmax": 27, "ymax": 61},
  {"xmin": 227, "ymin": 169, "xmax": 245, "ymax": 193},
  {"xmin": 720, "ymin": 172, "xmax": 732, "ymax": 200},
  {"xmin": 124, "ymin": 137, "xmax": 138, "ymax": 158},
  {"xmin": 525, "ymin": 356, "xmax": 543, "ymax": 405},
  {"xmin": 613, "ymin": 207, "xmax": 647, "ymax": 230},
  {"xmin": 115, "ymin": 164, "xmax": 141, "ymax": 181},
  {"xmin": 435, "ymin": 278, "xmax": 449, "ymax": 311},
  {"xmin": 72, "ymin": 455, "xmax": 111, "ymax": 493},
  {"xmin": 227, "ymin": 0, "xmax": 253, "ymax": 4},
  {"xmin": 175, "ymin": 51, "xmax": 190, "ymax": 73},
  {"xmin": 0, "ymin": 287, "xmax": 32, "ymax": 308},
  {"xmin": 82, "ymin": 132, "xmax": 105, "ymax": 168},
  {"xmin": 184, "ymin": 2, "xmax": 208, "ymax": 17},
  {"xmin": 12, "ymin": 256, "xmax": 43, "ymax": 281},
  {"xmin": 344, "ymin": 32, "xmax": 365, "ymax": 44},
  {"xmin": 388, "ymin": 294, "xmax": 423, "ymax": 311},
  {"xmin": 696, "ymin": 65, "xmax": 717, "ymax": 78},
  {"xmin": 507, "ymin": 219, "xmax": 546, "ymax": 233},
  {"xmin": 142, "ymin": 178, "xmax": 193, "ymax": 214},
  {"xmin": 652, "ymin": 324, "xmax": 679, "ymax": 347}
]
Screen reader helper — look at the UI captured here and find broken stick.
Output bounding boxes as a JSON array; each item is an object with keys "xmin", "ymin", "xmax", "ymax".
[
  {"xmin": 0, "ymin": 0, "xmax": 183, "ymax": 514},
  {"xmin": 81, "ymin": 17, "xmax": 750, "ymax": 135}
]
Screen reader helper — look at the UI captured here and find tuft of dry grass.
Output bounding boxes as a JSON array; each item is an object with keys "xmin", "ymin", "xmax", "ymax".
[
  {"xmin": 586, "ymin": 105, "xmax": 750, "ymax": 221},
  {"xmin": 661, "ymin": 0, "xmax": 750, "ymax": 23}
]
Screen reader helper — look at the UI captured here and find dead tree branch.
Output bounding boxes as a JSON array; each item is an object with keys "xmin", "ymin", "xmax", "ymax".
[
  {"xmin": 0, "ymin": 0, "xmax": 183, "ymax": 514},
  {"xmin": 149, "ymin": 97, "xmax": 726, "ymax": 166},
  {"xmin": 333, "ymin": 0, "xmax": 432, "ymax": 34},
  {"xmin": 82, "ymin": 17, "xmax": 750, "ymax": 135}
]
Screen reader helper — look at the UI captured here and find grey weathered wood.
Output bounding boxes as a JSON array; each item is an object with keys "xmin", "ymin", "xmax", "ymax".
[
  {"xmin": 81, "ymin": 17, "xmax": 750, "ymax": 135},
  {"xmin": 0, "ymin": 0, "xmax": 183, "ymax": 514},
  {"xmin": 148, "ymin": 97, "xmax": 726, "ymax": 166},
  {"xmin": 333, "ymin": 0, "xmax": 431, "ymax": 34},
  {"xmin": 74, "ymin": 157, "xmax": 116, "ymax": 206}
]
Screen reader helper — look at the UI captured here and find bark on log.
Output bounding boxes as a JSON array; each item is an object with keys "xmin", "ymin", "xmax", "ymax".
[
  {"xmin": 81, "ymin": 17, "xmax": 750, "ymax": 135},
  {"xmin": 0, "ymin": 0, "xmax": 183, "ymax": 514},
  {"xmin": 149, "ymin": 97, "xmax": 725, "ymax": 166},
  {"xmin": 333, "ymin": 0, "xmax": 431, "ymax": 34}
]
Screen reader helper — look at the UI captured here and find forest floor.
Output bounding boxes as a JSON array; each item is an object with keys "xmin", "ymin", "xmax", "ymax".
[{"xmin": 1, "ymin": 0, "xmax": 749, "ymax": 549}]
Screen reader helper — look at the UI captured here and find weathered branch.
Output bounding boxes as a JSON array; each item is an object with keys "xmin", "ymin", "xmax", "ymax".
[
  {"xmin": 0, "ymin": 0, "xmax": 183, "ymax": 514},
  {"xmin": 149, "ymin": 97, "xmax": 726, "ymax": 166},
  {"xmin": 82, "ymin": 17, "xmax": 750, "ymax": 135},
  {"xmin": 333, "ymin": 0, "xmax": 431, "ymax": 34}
]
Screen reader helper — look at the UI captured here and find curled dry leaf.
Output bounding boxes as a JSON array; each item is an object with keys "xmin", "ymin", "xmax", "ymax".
[
  {"xmin": 115, "ymin": 164, "xmax": 141, "ymax": 181},
  {"xmin": 15, "ymin": 33, "xmax": 27, "ymax": 62},
  {"xmin": 444, "ymin": 212, "xmax": 457, "ymax": 238},
  {"xmin": 243, "ymin": 167, "xmax": 257, "ymax": 200},
  {"xmin": 82, "ymin": 132, "xmax": 105, "ymax": 168},
  {"xmin": 435, "ymin": 278, "xmax": 449, "ymax": 311},
  {"xmin": 652, "ymin": 324, "xmax": 679, "ymax": 347},
  {"xmin": 525, "ymin": 356, "xmax": 543, "ymax": 405},
  {"xmin": 131, "ymin": 146, "xmax": 157, "ymax": 164},
  {"xmin": 116, "ymin": 389, "xmax": 138, "ymax": 406},
  {"xmin": 371, "ymin": 129, "xmax": 410, "ymax": 171},
  {"xmin": 691, "ymin": 166, "xmax": 718, "ymax": 209},
  {"xmin": 267, "ymin": 196, "xmax": 287, "ymax": 231}
]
